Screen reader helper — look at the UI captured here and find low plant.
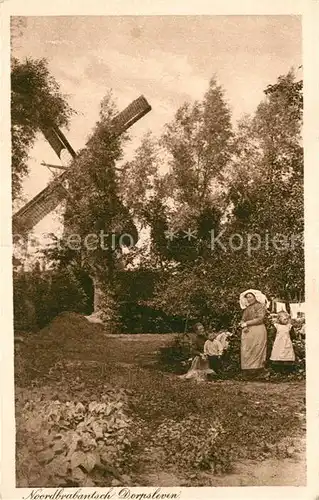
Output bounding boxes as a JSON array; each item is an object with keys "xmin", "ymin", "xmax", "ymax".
[
  {"xmin": 16, "ymin": 390, "xmax": 136, "ymax": 487},
  {"xmin": 157, "ymin": 334, "xmax": 192, "ymax": 373},
  {"xmin": 153, "ymin": 416, "xmax": 232, "ymax": 473}
]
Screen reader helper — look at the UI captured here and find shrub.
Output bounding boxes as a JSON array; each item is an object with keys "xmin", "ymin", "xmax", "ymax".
[
  {"xmin": 157, "ymin": 334, "xmax": 193, "ymax": 373},
  {"xmin": 13, "ymin": 268, "xmax": 89, "ymax": 332}
]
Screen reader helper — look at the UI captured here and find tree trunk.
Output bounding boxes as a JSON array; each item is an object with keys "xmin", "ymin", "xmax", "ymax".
[{"xmin": 85, "ymin": 275, "xmax": 118, "ymax": 331}]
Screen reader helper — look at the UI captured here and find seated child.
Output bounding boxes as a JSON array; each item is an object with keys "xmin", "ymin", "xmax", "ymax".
[
  {"xmin": 204, "ymin": 331, "xmax": 232, "ymax": 375},
  {"xmin": 270, "ymin": 311, "xmax": 295, "ymax": 373}
]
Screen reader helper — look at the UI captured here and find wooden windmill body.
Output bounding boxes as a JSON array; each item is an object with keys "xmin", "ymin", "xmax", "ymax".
[{"xmin": 13, "ymin": 95, "xmax": 152, "ymax": 323}]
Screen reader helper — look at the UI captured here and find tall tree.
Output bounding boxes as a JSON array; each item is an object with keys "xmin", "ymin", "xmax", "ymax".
[
  {"xmin": 119, "ymin": 131, "xmax": 161, "ymax": 222},
  {"xmin": 118, "ymin": 78, "xmax": 233, "ymax": 272},
  {"xmin": 132, "ymin": 78, "xmax": 235, "ymax": 324},
  {"xmin": 150, "ymin": 70, "xmax": 303, "ymax": 326},
  {"xmin": 118, "ymin": 131, "xmax": 174, "ymax": 270},
  {"xmin": 56, "ymin": 92, "xmax": 137, "ymax": 328},
  {"xmin": 150, "ymin": 77, "xmax": 233, "ymax": 265},
  {"xmin": 224, "ymin": 70, "xmax": 303, "ymax": 300},
  {"xmin": 161, "ymin": 77, "xmax": 233, "ymax": 212}
]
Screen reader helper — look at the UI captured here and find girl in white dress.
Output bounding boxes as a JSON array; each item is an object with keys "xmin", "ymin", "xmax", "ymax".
[{"xmin": 270, "ymin": 311, "xmax": 295, "ymax": 373}]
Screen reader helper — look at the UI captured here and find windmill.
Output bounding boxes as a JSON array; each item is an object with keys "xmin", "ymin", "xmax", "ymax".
[
  {"xmin": 12, "ymin": 95, "xmax": 152, "ymax": 322},
  {"xmin": 13, "ymin": 95, "xmax": 151, "ymax": 234}
]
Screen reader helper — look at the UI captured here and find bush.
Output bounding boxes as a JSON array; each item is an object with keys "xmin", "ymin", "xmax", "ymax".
[
  {"xmin": 117, "ymin": 303, "xmax": 186, "ymax": 334},
  {"xmin": 157, "ymin": 334, "xmax": 193, "ymax": 373},
  {"xmin": 13, "ymin": 267, "xmax": 89, "ymax": 332}
]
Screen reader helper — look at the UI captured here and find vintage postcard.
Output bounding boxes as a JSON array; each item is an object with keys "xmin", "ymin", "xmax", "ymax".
[{"xmin": 1, "ymin": 0, "xmax": 318, "ymax": 499}]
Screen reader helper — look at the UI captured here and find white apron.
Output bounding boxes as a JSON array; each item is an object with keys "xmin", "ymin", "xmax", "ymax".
[{"xmin": 270, "ymin": 324, "xmax": 295, "ymax": 362}]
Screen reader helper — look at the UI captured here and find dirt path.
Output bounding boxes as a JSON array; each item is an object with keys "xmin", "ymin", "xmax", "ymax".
[
  {"xmin": 129, "ymin": 375, "xmax": 306, "ymax": 487},
  {"xmin": 143, "ymin": 459, "xmax": 305, "ymax": 487},
  {"xmin": 137, "ymin": 436, "xmax": 306, "ymax": 487},
  {"xmin": 219, "ymin": 455, "xmax": 306, "ymax": 486}
]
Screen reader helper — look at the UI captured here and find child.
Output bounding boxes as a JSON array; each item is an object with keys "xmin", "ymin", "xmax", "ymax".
[
  {"xmin": 270, "ymin": 311, "xmax": 295, "ymax": 373},
  {"xmin": 204, "ymin": 331, "xmax": 232, "ymax": 375}
]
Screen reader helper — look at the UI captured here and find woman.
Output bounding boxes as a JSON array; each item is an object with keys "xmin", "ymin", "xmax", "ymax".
[
  {"xmin": 181, "ymin": 323, "xmax": 214, "ymax": 381},
  {"xmin": 239, "ymin": 289, "xmax": 269, "ymax": 377},
  {"xmin": 189, "ymin": 323, "xmax": 207, "ymax": 355}
]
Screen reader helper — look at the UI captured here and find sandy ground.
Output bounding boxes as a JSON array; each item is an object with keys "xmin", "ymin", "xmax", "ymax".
[
  {"xmin": 143, "ymin": 436, "xmax": 306, "ymax": 487},
  {"xmin": 145, "ymin": 458, "xmax": 306, "ymax": 487}
]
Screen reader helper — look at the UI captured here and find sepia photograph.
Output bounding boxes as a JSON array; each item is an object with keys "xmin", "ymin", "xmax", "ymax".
[{"xmin": 7, "ymin": 11, "xmax": 307, "ymax": 491}]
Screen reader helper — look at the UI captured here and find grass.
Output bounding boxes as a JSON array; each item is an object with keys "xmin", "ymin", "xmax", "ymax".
[{"xmin": 15, "ymin": 313, "xmax": 306, "ymax": 486}]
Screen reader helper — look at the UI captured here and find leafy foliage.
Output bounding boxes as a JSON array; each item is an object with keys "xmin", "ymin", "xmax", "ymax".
[
  {"xmin": 141, "ymin": 70, "xmax": 304, "ymax": 323},
  {"xmin": 119, "ymin": 131, "xmax": 164, "ymax": 222},
  {"xmin": 11, "ymin": 58, "xmax": 75, "ymax": 200},
  {"xmin": 154, "ymin": 417, "xmax": 230, "ymax": 473},
  {"xmin": 223, "ymin": 70, "xmax": 303, "ymax": 300},
  {"xmin": 13, "ymin": 267, "xmax": 89, "ymax": 331},
  {"xmin": 161, "ymin": 78, "xmax": 233, "ymax": 208},
  {"xmin": 150, "ymin": 264, "xmax": 241, "ymax": 328},
  {"xmin": 16, "ymin": 389, "xmax": 136, "ymax": 487}
]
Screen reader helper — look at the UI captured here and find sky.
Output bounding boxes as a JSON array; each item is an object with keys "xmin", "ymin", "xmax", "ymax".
[{"xmin": 12, "ymin": 15, "xmax": 302, "ymax": 237}]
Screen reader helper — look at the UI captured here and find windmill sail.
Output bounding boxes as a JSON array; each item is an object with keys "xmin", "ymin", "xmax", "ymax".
[
  {"xmin": 41, "ymin": 124, "xmax": 77, "ymax": 161},
  {"xmin": 111, "ymin": 95, "xmax": 151, "ymax": 135},
  {"xmin": 12, "ymin": 96, "xmax": 151, "ymax": 234}
]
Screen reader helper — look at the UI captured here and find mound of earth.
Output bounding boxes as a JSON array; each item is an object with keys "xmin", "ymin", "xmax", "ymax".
[
  {"xmin": 14, "ymin": 312, "xmax": 109, "ymax": 385},
  {"xmin": 38, "ymin": 312, "xmax": 106, "ymax": 342}
]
